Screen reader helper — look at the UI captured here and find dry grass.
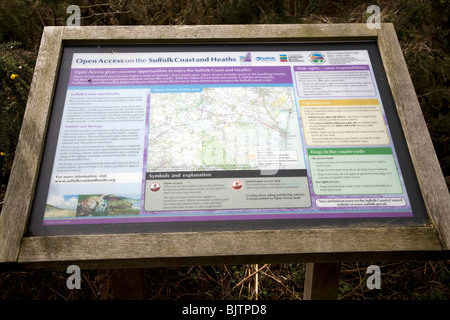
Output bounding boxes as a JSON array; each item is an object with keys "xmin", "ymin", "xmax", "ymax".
[{"xmin": 1, "ymin": 261, "xmax": 449, "ymax": 300}]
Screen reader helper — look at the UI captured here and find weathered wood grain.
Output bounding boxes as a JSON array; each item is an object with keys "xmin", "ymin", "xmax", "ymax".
[
  {"xmin": 0, "ymin": 27, "xmax": 63, "ymax": 263},
  {"xmin": 377, "ymin": 24, "xmax": 450, "ymax": 249},
  {"xmin": 16, "ymin": 227, "xmax": 443, "ymax": 269},
  {"xmin": 61, "ymin": 24, "xmax": 378, "ymax": 43}
]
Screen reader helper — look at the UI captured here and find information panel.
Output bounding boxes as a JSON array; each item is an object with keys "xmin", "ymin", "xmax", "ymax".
[{"xmin": 28, "ymin": 42, "xmax": 427, "ymax": 235}]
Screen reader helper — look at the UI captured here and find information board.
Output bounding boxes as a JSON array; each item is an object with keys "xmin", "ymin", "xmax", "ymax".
[{"xmin": 27, "ymin": 42, "xmax": 428, "ymax": 235}]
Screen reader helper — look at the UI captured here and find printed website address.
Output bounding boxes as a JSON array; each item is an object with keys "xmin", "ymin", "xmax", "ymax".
[{"xmin": 54, "ymin": 174, "xmax": 116, "ymax": 184}]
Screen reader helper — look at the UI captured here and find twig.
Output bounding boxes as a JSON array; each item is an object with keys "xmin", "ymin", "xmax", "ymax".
[
  {"xmin": 47, "ymin": 285, "xmax": 68, "ymax": 300},
  {"xmin": 83, "ymin": 272, "xmax": 99, "ymax": 298},
  {"xmin": 255, "ymin": 264, "xmax": 259, "ymax": 300},
  {"xmin": 78, "ymin": 3, "xmax": 118, "ymax": 9},
  {"xmin": 223, "ymin": 264, "xmax": 269, "ymax": 299},
  {"xmin": 234, "ymin": 264, "xmax": 269, "ymax": 289},
  {"xmin": 263, "ymin": 266, "xmax": 301, "ymax": 299},
  {"xmin": 33, "ymin": 4, "xmax": 46, "ymax": 28}
]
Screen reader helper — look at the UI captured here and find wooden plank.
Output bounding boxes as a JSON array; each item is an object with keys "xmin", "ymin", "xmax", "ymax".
[
  {"xmin": 0, "ymin": 27, "xmax": 63, "ymax": 263},
  {"xmin": 303, "ymin": 263, "xmax": 341, "ymax": 300},
  {"xmin": 377, "ymin": 24, "xmax": 450, "ymax": 249},
  {"xmin": 16, "ymin": 227, "xmax": 443, "ymax": 269},
  {"xmin": 60, "ymin": 24, "xmax": 377, "ymax": 43}
]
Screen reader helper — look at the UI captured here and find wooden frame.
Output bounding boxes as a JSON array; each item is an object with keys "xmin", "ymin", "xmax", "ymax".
[{"xmin": 0, "ymin": 24, "xmax": 448, "ymax": 270}]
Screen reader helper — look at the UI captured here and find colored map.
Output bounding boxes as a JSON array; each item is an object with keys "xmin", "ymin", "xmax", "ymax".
[{"xmin": 146, "ymin": 86, "xmax": 304, "ymax": 171}]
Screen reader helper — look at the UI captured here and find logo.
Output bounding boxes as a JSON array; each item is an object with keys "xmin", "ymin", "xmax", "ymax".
[
  {"xmin": 231, "ymin": 180, "xmax": 243, "ymax": 190},
  {"xmin": 287, "ymin": 54, "xmax": 304, "ymax": 62},
  {"xmin": 240, "ymin": 53, "xmax": 251, "ymax": 64},
  {"xmin": 280, "ymin": 54, "xmax": 288, "ymax": 62},
  {"xmin": 309, "ymin": 52, "xmax": 326, "ymax": 64},
  {"xmin": 256, "ymin": 56, "xmax": 276, "ymax": 62},
  {"xmin": 149, "ymin": 182, "xmax": 161, "ymax": 192}
]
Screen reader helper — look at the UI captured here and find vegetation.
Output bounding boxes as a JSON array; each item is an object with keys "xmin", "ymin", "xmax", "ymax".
[
  {"xmin": 1, "ymin": 261, "xmax": 449, "ymax": 300},
  {"xmin": 0, "ymin": 0, "xmax": 449, "ymax": 300}
]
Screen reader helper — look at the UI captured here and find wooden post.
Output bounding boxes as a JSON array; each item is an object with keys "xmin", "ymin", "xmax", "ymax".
[
  {"xmin": 109, "ymin": 268, "xmax": 147, "ymax": 300},
  {"xmin": 303, "ymin": 262, "xmax": 341, "ymax": 300}
]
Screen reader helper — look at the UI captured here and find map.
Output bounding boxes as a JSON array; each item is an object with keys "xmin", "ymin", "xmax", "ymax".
[{"xmin": 146, "ymin": 86, "xmax": 305, "ymax": 172}]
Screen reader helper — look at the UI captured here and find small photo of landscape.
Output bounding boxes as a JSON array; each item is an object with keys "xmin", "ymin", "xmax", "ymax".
[
  {"xmin": 44, "ymin": 194, "xmax": 140, "ymax": 218},
  {"xmin": 44, "ymin": 195, "xmax": 78, "ymax": 218}
]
